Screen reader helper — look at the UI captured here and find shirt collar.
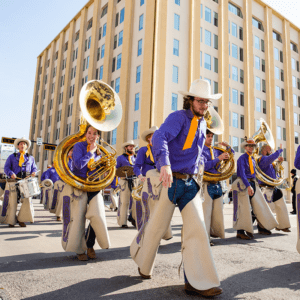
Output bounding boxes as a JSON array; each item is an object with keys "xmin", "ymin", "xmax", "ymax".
[{"xmin": 185, "ymin": 109, "xmax": 205, "ymax": 122}]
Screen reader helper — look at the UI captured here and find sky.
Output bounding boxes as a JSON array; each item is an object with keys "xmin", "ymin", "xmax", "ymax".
[{"xmin": 0, "ymin": 0, "xmax": 299, "ymax": 144}]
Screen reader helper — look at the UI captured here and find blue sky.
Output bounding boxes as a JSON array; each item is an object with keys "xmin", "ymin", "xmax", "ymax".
[{"xmin": 0, "ymin": 0, "xmax": 299, "ymax": 144}]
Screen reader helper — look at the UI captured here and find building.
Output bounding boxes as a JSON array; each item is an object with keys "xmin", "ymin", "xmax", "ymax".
[
  {"xmin": 0, "ymin": 144, "xmax": 15, "ymax": 176},
  {"xmin": 29, "ymin": 0, "xmax": 300, "ymax": 180}
]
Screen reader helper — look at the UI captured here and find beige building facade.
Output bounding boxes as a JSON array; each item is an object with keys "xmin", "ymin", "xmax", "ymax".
[{"xmin": 29, "ymin": 0, "xmax": 300, "ymax": 179}]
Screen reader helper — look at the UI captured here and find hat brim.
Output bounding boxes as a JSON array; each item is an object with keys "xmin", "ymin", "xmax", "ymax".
[
  {"xmin": 14, "ymin": 138, "xmax": 31, "ymax": 150},
  {"xmin": 141, "ymin": 129, "xmax": 157, "ymax": 142},
  {"xmin": 241, "ymin": 142, "xmax": 258, "ymax": 149},
  {"xmin": 122, "ymin": 142, "xmax": 136, "ymax": 149},
  {"xmin": 178, "ymin": 91, "xmax": 222, "ymax": 100}
]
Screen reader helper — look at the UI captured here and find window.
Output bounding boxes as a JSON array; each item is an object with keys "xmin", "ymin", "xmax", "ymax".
[
  {"xmin": 119, "ymin": 30, "xmax": 123, "ymax": 46},
  {"xmin": 136, "ymin": 65, "xmax": 141, "ymax": 83},
  {"xmin": 175, "ymin": 0, "xmax": 180, "ymax": 5},
  {"xmin": 87, "ymin": 18, "xmax": 93, "ymax": 31},
  {"xmin": 120, "ymin": 8, "xmax": 125, "ymax": 23},
  {"xmin": 135, "ymin": 93, "xmax": 139, "ymax": 111},
  {"xmin": 240, "ymin": 115, "xmax": 244, "ymax": 129},
  {"xmin": 101, "ymin": 5, "xmax": 108, "ymax": 18},
  {"xmin": 173, "ymin": 39, "xmax": 179, "ymax": 56},
  {"xmin": 232, "ymin": 89, "xmax": 238, "ymax": 104},
  {"xmin": 277, "ymin": 126, "xmax": 281, "ymax": 140},
  {"xmin": 213, "ymin": 34, "xmax": 218, "ymax": 49},
  {"xmin": 205, "ymin": 30, "xmax": 211, "ymax": 46},
  {"xmin": 103, "ymin": 23, "xmax": 107, "ymax": 37},
  {"xmin": 99, "ymin": 66, "xmax": 103, "ymax": 80},
  {"xmin": 117, "ymin": 53, "xmax": 122, "ymax": 70},
  {"xmin": 140, "ymin": 0, "xmax": 144, "ymax": 5},
  {"xmin": 232, "ymin": 44, "xmax": 238, "ymax": 59},
  {"xmin": 232, "ymin": 136, "xmax": 239, "ymax": 152},
  {"xmin": 174, "ymin": 14, "xmax": 180, "ymax": 30},
  {"xmin": 294, "ymin": 94, "xmax": 297, "ymax": 106},
  {"xmin": 293, "ymin": 76, "xmax": 297, "ymax": 87},
  {"xmin": 282, "ymin": 108, "xmax": 285, "ymax": 120},
  {"xmin": 232, "ymin": 22, "xmax": 237, "ymax": 37},
  {"xmin": 281, "ymin": 69, "xmax": 284, "ymax": 82},
  {"xmin": 115, "ymin": 77, "xmax": 120, "ymax": 93},
  {"xmin": 252, "ymin": 17, "xmax": 264, "ymax": 31},
  {"xmin": 115, "ymin": 12, "xmax": 119, "ymax": 27},
  {"xmin": 240, "ymin": 92, "xmax": 244, "ymax": 106},
  {"xmin": 228, "ymin": 2, "xmax": 243, "ymax": 18},
  {"xmin": 172, "ymin": 66, "xmax": 179, "ymax": 83},
  {"xmin": 263, "ymin": 100, "xmax": 266, "ymax": 114},
  {"xmin": 254, "ymin": 36, "xmax": 260, "ymax": 50},
  {"xmin": 99, "ymin": 27, "xmax": 102, "ymax": 40},
  {"xmin": 261, "ymin": 39, "xmax": 265, "ymax": 52},
  {"xmin": 133, "ymin": 121, "xmax": 138, "ymax": 139},
  {"xmin": 292, "ymin": 58, "xmax": 296, "ymax": 70},
  {"xmin": 276, "ymin": 86, "xmax": 280, "ymax": 99},
  {"xmin": 275, "ymin": 66, "xmax": 280, "ymax": 79},
  {"xmin": 295, "ymin": 132, "xmax": 299, "ymax": 144},
  {"xmin": 75, "ymin": 30, "xmax": 80, "ymax": 42},
  {"xmin": 139, "ymin": 14, "xmax": 144, "ymax": 30},
  {"xmin": 172, "ymin": 93, "xmax": 178, "ymax": 111},
  {"xmin": 291, "ymin": 42, "xmax": 298, "ymax": 53},
  {"xmin": 205, "ymin": 7, "xmax": 211, "ymax": 23},
  {"xmin": 213, "ymin": 12, "xmax": 218, "ymax": 27},
  {"xmin": 256, "ymin": 98, "xmax": 261, "ymax": 112},
  {"xmin": 101, "ymin": 44, "xmax": 105, "ymax": 59},
  {"xmin": 232, "ymin": 66, "xmax": 238, "ymax": 81},
  {"xmin": 200, "ymin": 51, "xmax": 202, "ymax": 67},
  {"xmin": 274, "ymin": 48, "xmax": 279, "ymax": 61},
  {"xmin": 86, "ymin": 56, "xmax": 90, "ymax": 69},
  {"xmin": 88, "ymin": 36, "xmax": 91, "ymax": 49},
  {"xmin": 112, "ymin": 129, "xmax": 117, "ymax": 145},
  {"xmin": 262, "ymin": 59, "xmax": 265, "ymax": 72},
  {"xmin": 255, "ymin": 56, "xmax": 260, "ymax": 70},
  {"xmin": 138, "ymin": 39, "xmax": 143, "ymax": 56},
  {"xmin": 294, "ymin": 112, "xmax": 298, "ymax": 125},
  {"xmin": 213, "ymin": 57, "xmax": 218, "ymax": 73},
  {"xmin": 114, "ymin": 35, "xmax": 118, "ymax": 49},
  {"xmin": 213, "ymin": 81, "xmax": 218, "ymax": 94},
  {"xmin": 256, "ymin": 120, "xmax": 260, "ymax": 131},
  {"xmin": 204, "ymin": 54, "xmax": 211, "ymax": 70},
  {"xmin": 256, "ymin": 76, "xmax": 261, "ymax": 91},
  {"xmin": 232, "ymin": 112, "xmax": 238, "ymax": 128},
  {"xmin": 240, "ymin": 47, "xmax": 243, "ymax": 61},
  {"xmin": 273, "ymin": 31, "xmax": 282, "ymax": 43},
  {"xmin": 112, "ymin": 57, "xmax": 116, "ymax": 72}
]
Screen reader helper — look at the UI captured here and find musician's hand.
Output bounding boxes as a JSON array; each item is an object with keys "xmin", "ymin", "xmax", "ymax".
[
  {"xmin": 31, "ymin": 172, "xmax": 36, "ymax": 177},
  {"xmin": 219, "ymin": 142, "xmax": 229, "ymax": 147},
  {"xmin": 218, "ymin": 152, "xmax": 230, "ymax": 161},
  {"xmin": 11, "ymin": 174, "xmax": 16, "ymax": 179},
  {"xmin": 89, "ymin": 143, "xmax": 97, "ymax": 153},
  {"xmin": 278, "ymin": 157, "xmax": 284, "ymax": 162},
  {"xmin": 138, "ymin": 175, "xmax": 146, "ymax": 182},
  {"xmin": 159, "ymin": 165, "xmax": 173, "ymax": 188},
  {"xmin": 247, "ymin": 186, "xmax": 254, "ymax": 196}
]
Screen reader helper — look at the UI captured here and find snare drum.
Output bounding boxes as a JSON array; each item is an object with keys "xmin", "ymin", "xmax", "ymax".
[{"xmin": 19, "ymin": 177, "xmax": 41, "ymax": 198}]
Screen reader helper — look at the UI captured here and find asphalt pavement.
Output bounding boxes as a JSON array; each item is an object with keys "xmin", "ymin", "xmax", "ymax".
[{"xmin": 0, "ymin": 199, "xmax": 299, "ymax": 300}]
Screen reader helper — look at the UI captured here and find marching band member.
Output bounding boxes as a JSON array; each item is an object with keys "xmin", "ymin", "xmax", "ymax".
[
  {"xmin": 40, "ymin": 164, "xmax": 52, "ymax": 204},
  {"xmin": 233, "ymin": 139, "xmax": 278, "ymax": 240},
  {"xmin": 290, "ymin": 169, "xmax": 298, "ymax": 215},
  {"xmin": 202, "ymin": 130, "xmax": 234, "ymax": 244},
  {"xmin": 294, "ymin": 146, "xmax": 300, "ymax": 253},
  {"xmin": 258, "ymin": 145, "xmax": 291, "ymax": 233},
  {"xmin": 130, "ymin": 79, "xmax": 222, "ymax": 297},
  {"xmin": 61, "ymin": 125, "xmax": 110, "ymax": 261},
  {"xmin": 1, "ymin": 137, "xmax": 37, "ymax": 227},
  {"xmin": 116, "ymin": 140, "xmax": 136, "ymax": 228}
]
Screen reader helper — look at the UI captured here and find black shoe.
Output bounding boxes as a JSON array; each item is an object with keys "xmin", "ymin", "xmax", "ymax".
[
  {"xmin": 290, "ymin": 211, "xmax": 296, "ymax": 215},
  {"xmin": 121, "ymin": 224, "xmax": 128, "ymax": 228},
  {"xmin": 128, "ymin": 215, "xmax": 136, "ymax": 227},
  {"xmin": 257, "ymin": 224, "xmax": 271, "ymax": 235}
]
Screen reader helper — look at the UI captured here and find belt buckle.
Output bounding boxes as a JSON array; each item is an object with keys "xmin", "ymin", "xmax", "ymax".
[{"xmin": 181, "ymin": 174, "xmax": 189, "ymax": 181}]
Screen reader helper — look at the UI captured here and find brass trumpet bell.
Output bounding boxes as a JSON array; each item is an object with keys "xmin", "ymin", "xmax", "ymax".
[
  {"xmin": 252, "ymin": 118, "xmax": 275, "ymax": 150},
  {"xmin": 205, "ymin": 106, "xmax": 224, "ymax": 135}
]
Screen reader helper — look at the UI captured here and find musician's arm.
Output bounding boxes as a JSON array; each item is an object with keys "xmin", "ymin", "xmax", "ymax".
[
  {"xmin": 259, "ymin": 149, "xmax": 283, "ymax": 168},
  {"xmin": 30, "ymin": 157, "xmax": 38, "ymax": 176},
  {"xmin": 133, "ymin": 148, "xmax": 146, "ymax": 177},
  {"xmin": 73, "ymin": 143, "xmax": 94, "ymax": 170},
  {"xmin": 4, "ymin": 155, "xmax": 15, "ymax": 178}
]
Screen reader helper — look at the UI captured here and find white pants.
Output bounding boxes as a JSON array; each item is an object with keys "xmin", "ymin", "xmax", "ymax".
[
  {"xmin": 232, "ymin": 178, "xmax": 278, "ymax": 233},
  {"xmin": 117, "ymin": 178, "xmax": 132, "ymax": 227},
  {"xmin": 0, "ymin": 182, "xmax": 34, "ymax": 225},
  {"xmin": 61, "ymin": 184, "xmax": 110, "ymax": 254},
  {"xmin": 202, "ymin": 182, "xmax": 225, "ymax": 239},
  {"xmin": 109, "ymin": 188, "xmax": 118, "ymax": 210},
  {"xmin": 130, "ymin": 183, "xmax": 220, "ymax": 290},
  {"xmin": 42, "ymin": 186, "xmax": 53, "ymax": 211},
  {"xmin": 262, "ymin": 187, "xmax": 291, "ymax": 230},
  {"xmin": 50, "ymin": 180, "xmax": 65, "ymax": 217}
]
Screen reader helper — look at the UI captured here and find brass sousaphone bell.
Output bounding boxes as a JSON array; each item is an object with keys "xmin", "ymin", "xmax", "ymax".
[
  {"xmin": 54, "ymin": 80, "xmax": 122, "ymax": 192},
  {"xmin": 251, "ymin": 118, "xmax": 284, "ymax": 186}
]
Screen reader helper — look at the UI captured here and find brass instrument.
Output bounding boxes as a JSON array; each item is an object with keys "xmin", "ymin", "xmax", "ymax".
[
  {"xmin": 54, "ymin": 80, "xmax": 122, "ymax": 192},
  {"xmin": 203, "ymin": 106, "xmax": 236, "ymax": 182},
  {"xmin": 251, "ymin": 118, "xmax": 284, "ymax": 187},
  {"xmin": 131, "ymin": 182, "xmax": 143, "ymax": 201}
]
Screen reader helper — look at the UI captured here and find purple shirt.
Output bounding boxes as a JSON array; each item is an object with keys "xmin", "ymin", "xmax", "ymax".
[
  {"xmin": 295, "ymin": 145, "xmax": 300, "ymax": 170},
  {"xmin": 237, "ymin": 152, "xmax": 256, "ymax": 188},
  {"xmin": 116, "ymin": 154, "xmax": 136, "ymax": 168},
  {"xmin": 44, "ymin": 167, "xmax": 60, "ymax": 184},
  {"xmin": 133, "ymin": 146, "xmax": 156, "ymax": 177},
  {"xmin": 4, "ymin": 153, "xmax": 37, "ymax": 178},
  {"xmin": 257, "ymin": 149, "xmax": 283, "ymax": 184},
  {"xmin": 152, "ymin": 109, "xmax": 206, "ymax": 174},
  {"xmin": 41, "ymin": 170, "xmax": 48, "ymax": 181},
  {"xmin": 203, "ymin": 145, "xmax": 235, "ymax": 174},
  {"xmin": 72, "ymin": 141, "xmax": 101, "ymax": 178}
]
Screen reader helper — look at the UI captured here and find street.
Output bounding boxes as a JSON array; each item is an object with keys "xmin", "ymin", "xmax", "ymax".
[{"xmin": 0, "ymin": 199, "xmax": 299, "ymax": 300}]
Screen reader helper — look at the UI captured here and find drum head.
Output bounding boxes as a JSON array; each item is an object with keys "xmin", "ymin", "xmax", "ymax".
[{"xmin": 116, "ymin": 166, "xmax": 134, "ymax": 177}]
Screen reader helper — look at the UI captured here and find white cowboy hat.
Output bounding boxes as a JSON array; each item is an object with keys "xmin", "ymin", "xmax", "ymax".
[
  {"xmin": 141, "ymin": 126, "xmax": 158, "ymax": 142},
  {"xmin": 14, "ymin": 137, "xmax": 31, "ymax": 150},
  {"xmin": 122, "ymin": 140, "xmax": 136, "ymax": 149},
  {"xmin": 178, "ymin": 79, "xmax": 222, "ymax": 101},
  {"xmin": 240, "ymin": 138, "xmax": 258, "ymax": 150}
]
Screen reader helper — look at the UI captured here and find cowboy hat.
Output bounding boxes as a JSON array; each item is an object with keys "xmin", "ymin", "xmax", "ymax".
[
  {"xmin": 178, "ymin": 79, "xmax": 222, "ymax": 101},
  {"xmin": 240, "ymin": 138, "xmax": 258, "ymax": 150},
  {"xmin": 122, "ymin": 140, "xmax": 136, "ymax": 149},
  {"xmin": 14, "ymin": 137, "xmax": 31, "ymax": 150},
  {"xmin": 141, "ymin": 126, "xmax": 158, "ymax": 142}
]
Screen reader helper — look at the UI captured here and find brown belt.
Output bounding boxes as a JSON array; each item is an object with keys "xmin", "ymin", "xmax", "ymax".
[
  {"xmin": 172, "ymin": 172, "xmax": 196, "ymax": 180},
  {"xmin": 248, "ymin": 178, "xmax": 255, "ymax": 182}
]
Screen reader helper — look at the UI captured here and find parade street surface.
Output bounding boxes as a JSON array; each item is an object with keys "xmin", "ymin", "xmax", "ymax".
[{"xmin": 0, "ymin": 199, "xmax": 299, "ymax": 300}]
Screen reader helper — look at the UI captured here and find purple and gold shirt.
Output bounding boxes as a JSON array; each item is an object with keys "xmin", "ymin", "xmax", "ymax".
[
  {"xmin": 116, "ymin": 153, "xmax": 136, "ymax": 168},
  {"xmin": 237, "ymin": 152, "xmax": 256, "ymax": 188},
  {"xmin": 152, "ymin": 109, "xmax": 206, "ymax": 174},
  {"xmin": 44, "ymin": 167, "xmax": 60, "ymax": 184},
  {"xmin": 133, "ymin": 146, "xmax": 156, "ymax": 177},
  {"xmin": 4, "ymin": 153, "xmax": 37, "ymax": 178},
  {"xmin": 257, "ymin": 149, "xmax": 283, "ymax": 184},
  {"xmin": 72, "ymin": 141, "xmax": 101, "ymax": 178}
]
